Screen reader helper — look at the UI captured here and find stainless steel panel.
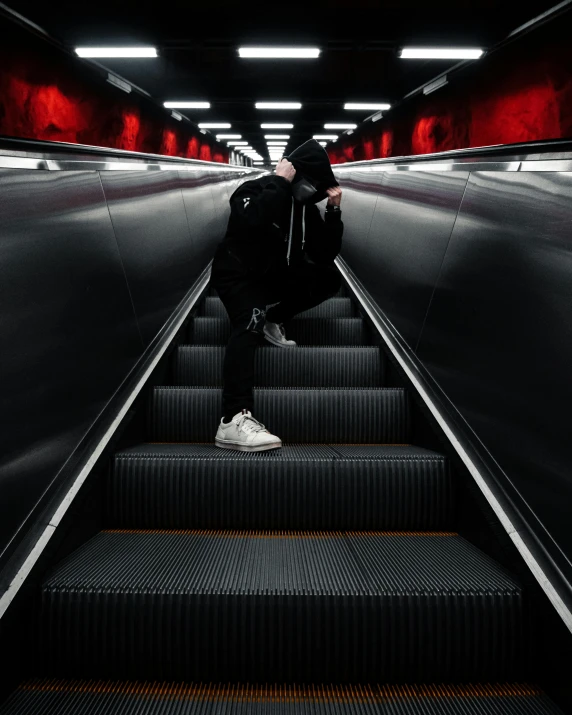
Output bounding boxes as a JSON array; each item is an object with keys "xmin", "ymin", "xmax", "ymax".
[
  {"xmin": 417, "ymin": 170, "xmax": 572, "ymax": 561},
  {"xmin": 179, "ymin": 168, "xmax": 223, "ymax": 275},
  {"xmin": 346, "ymin": 169, "xmax": 469, "ymax": 346},
  {"xmin": 0, "ymin": 170, "xmax": 142, "ymax": 556},
  {"xmin": 335, "ymin": 168, "xmax": 384, "ymax": 279},
  {"xmin": 99, "ymin": 170, "xmax": 193, "ymax": 344}
]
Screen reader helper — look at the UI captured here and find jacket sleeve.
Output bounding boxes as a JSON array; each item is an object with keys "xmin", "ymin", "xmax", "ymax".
[
  {"xmin": 229, "ymin": 176, "xmax": 292, "ymax": 234},
  {"xmin": 303, "ymin": 205, "xmax": 344, "ymax": 264}
]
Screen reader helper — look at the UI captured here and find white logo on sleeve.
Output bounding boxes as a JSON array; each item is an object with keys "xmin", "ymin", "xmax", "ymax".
[{"xmin": 243, "ymin": 197, "xmax": 251, "ymax": 208}]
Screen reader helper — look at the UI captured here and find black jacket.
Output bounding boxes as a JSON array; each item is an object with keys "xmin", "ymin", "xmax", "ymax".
[{"xmin": 219, "ymin": 173, "xmax": 343, "ymax": 277}]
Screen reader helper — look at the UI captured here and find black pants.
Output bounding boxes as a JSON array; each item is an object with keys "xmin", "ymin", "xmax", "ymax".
[{"xmin": 210, "ymin": 243, "xmax": 342, "ymax": 418}]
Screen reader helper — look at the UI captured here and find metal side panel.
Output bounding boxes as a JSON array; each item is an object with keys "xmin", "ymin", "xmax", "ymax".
[
  {"xmin": 335, "ymin": 167, "xmax": 383, "ymax": 271},
  {"xmin": 178, "ymin": 168, "xmax": 222, "ymax": 272},
  {"xmin": 357, "ymin": 169, "xmax": 469, "ymax": 347},
  {"xmin": 417, "ymin": 170, "xmax": 572, "ymax": 563},
  {"xmin": 99, "ymin": 170, "xmax": 193, "ymax": 344},
  {"xmin": 0, "ymin": 169, "xmax": 142, "ymax": 562}
]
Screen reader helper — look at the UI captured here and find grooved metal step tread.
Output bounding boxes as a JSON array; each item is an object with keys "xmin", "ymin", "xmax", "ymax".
[
  {"xmin": 208, "ymin": 281, "xmax": 349, "ymax": 298},
  {"xmin": 174, "ymin": 346, "xmax": 383, "ymax": 387},
  {"xmin": 41, "ymin": 531, "xmax": 523, "ymax": 682},
  {"xmin": 190, "ymin": 317, "xmax": 369, "ymax": 345},
  {"xmin": 1, "ymin": 681, "xmax": 564, "ymax": 715},
  {"xmin": 109, "ymin": 444, "xmax": 451, "ymax": 530},
  {"xmin": 200, "ymin": 296, "xmax": 356, "ymax": 319},
  {"xmin": 149, "ymin": 387, "xmax": 409, "ymax": 443}
]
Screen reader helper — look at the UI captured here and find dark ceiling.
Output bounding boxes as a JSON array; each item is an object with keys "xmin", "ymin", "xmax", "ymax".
[{"xmin": 6, "ymin": 0, "xmax": 561, "ymax": 161}]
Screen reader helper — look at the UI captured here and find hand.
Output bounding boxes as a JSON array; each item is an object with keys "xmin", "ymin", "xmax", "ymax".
[
  {"xmin": 326, "ymin": 186, "xmax": 342, "ymax": 207},
  {"xmin": 275, "ymin": 158, "xmax": 296, "ymax": 183}
]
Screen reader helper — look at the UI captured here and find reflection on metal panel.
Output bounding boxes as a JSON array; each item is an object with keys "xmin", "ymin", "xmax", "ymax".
[
  {"xmin": 99, "ymin": 170, "xmax": 193, "ymax": 344},
  {"xmin": 0, "ymin": 170, "xmax": 142, "ymax": 556},
  {"xmin": 417, "ymin": 170, "xmax": 572, "ymax": 561},
  {"xmin": 178, "ymin": 168, "xmax": 223, "ymax": 274},
  {"xmin": 336, "ymin": 169, "xmax": 384, "ymax": 286},
  {"xmin": 338, "ymin": 168, "xmax": 469, "ymax": 346}
]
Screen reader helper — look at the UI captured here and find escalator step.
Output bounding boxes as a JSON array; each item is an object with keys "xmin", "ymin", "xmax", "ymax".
[
  {"xmin": 149, "ymin": 387, "xmax": 409, "ymax": 443},
  {"xmin": 190, "ymin": 317, "xmax": 368, "ymax": 345},
  {"xmin": 1, "ymin": 681, "xmax": 564, "ymax": 715},
  {"xmin": 108, "ymin": 444, "xmax": 451, "ymax": 530},
  {"xmin": 40, "ymin": 531, "xmax": 524, "ymax": 682},
  {"xmin": 200, "ymin": 296, "xmax": 356, "ymax": 319},
  {"xmin": 208, "ymin": 281, "xmax": 349, "ymax": 298},
  {"xmin": 174, "ymin": 346, "xmax": 383, "ymax": 386}
]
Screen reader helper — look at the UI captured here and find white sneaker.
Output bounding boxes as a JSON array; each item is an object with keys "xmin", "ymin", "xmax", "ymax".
[
  {"xmin": 215, "ymin": 409, "xmax": 282, "ymax": 452},
  {"xmin": 263, "ymin": 321, "xmax": 297, "ymax": 347}
]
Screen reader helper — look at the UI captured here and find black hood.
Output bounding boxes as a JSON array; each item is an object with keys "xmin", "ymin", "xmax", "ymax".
[{"xmin": 284, "ymin": 139, "xmax": 338, "ymax": 204}]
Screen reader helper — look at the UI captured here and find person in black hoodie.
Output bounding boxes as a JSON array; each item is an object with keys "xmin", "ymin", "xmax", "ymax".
[{"xmin": 210, "ymin": 139, "xmax": 343, "ymax": 451}]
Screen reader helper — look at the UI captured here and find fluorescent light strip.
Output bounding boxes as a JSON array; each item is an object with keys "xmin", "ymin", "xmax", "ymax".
[
  {"xmin": 200, "ymin": 123, "xmax": 231, "ymax": 129},
  {"xmin": 239, "ymin": 47, "xmax": 320, "ymax": 58},
  {"xmin": 106, "ymin": 73, "xmax": 131, "ymax": 93},
  {"xmin": 324, "ymin": 124, "xmax": 357, "ymax": 129},
  {"xmin": 400, "ymin": 48, "xmax": 483, "ymax": 59},
  {"xmin": 423, "ymin": 76, "xmax": 449, "ymax": 95},
  {"xmin": 344, "ymin": 103, "xmax": 391, "ymax": 110},
  {"xmin": 318, "ymin": 142, "xmax": 327, "ymax": 146},
  {"xmin": 261, "ymin": 123, "xmax": 294, "ymax": 129},
  {"xmin": 313, "ymin": 135, "xmax": 338, "ymax": 140},
  {"xmin": 163, "ymin": 101, "xmax": 210, "ymax": 108},
  {"xmin": 264, "ymin": 135, "xmax": 290, "ymax": 139},
  {"xmin": 256, "ymin": 102, "xmax": 302, "ymax": 109},
  {"xmin": 75, "ymin": 47, "xmax": 157, "ymax": 58},
  {"xmin": 226, "ymin": 141, "xmax": 248, "ymax": 146},
  {"xmin": 216, "ymin": 134, "xmax": 242, "ymax": 140},
  {"xmin": 267, "ymin": 141, "xmax": 287, "ymax": 145}
]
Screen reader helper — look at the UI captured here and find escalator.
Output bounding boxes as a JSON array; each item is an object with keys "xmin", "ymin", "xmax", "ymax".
[{"xmin": 0, "ymin": 280, "xmax": 564, "ymax": 714}]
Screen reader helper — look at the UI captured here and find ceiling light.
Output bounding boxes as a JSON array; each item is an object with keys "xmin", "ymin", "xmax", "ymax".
[
  {"xmin": 313, "ymin": 135, "xmax": 338, "ymax": 140},
  {"xmin": 200, "ymin": 123, "xmax": 231, "ymax": 129},
  {"xmin": 318, "ymin": 142, "xmax": 327, "ymax": 146},
  {"xmin": 344, "ymin": 103, "xmax": 391, "ymax": 110},
  {"xmin": 163, "ymin": 101, "xmax": 210, "ymax": 108},
  {"xmin": 423, "ymin": 76, "xmax": 449, "ymax": 94},
  {"xmin": 261, "ymin": 123, "xmax": 294, "ymax": 129},
  {"xmin": 324, "ymin": 124, "xmax": 356, "ymax": 129},
  {"xmin": 75, "ymin": 47, "xmax": 157, "ymax": 58},
  {"xmin": 239, "ymin": 47, "xmax": 320, "ymax": 58},
  {"xmin": 106, "ymin": 73, "xmax": 131, "ymax": 93},
  {"xmin": 264, "ymin": 135, "xmax": 290, "ymax": 139},
  {"xmin": 256, "ymin": 102, "xmax": 302, "ymax": 109},
  {"xmin": 267, "ymin": 141, "xmax": 287, "ymax": 145},
  {"xmin": 171, "ymin": 111, "xmax": 183, "ymax": 121},
  {"xmin": 400, "ymin": 48, "xmax": 483, "ymax": 59},
  {"xmin": 371, "ymin": 112, "xmax": 383, "ymax": 122},
  {"xmin": 216, "ymin": 134, "xmax": 242, "ymax": 140},
  {"xmin": 227, "ymin": 141, "xmax": 248, "ymax": 145}
]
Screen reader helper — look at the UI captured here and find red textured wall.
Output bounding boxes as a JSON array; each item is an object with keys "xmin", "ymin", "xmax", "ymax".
[
  {"xmin": 328, "ymin": 18, "xmax": 572, "ymax": 163},
  {"xmin": 0, "ymin": 21, "xmax": 228, "ymax": 162}
]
